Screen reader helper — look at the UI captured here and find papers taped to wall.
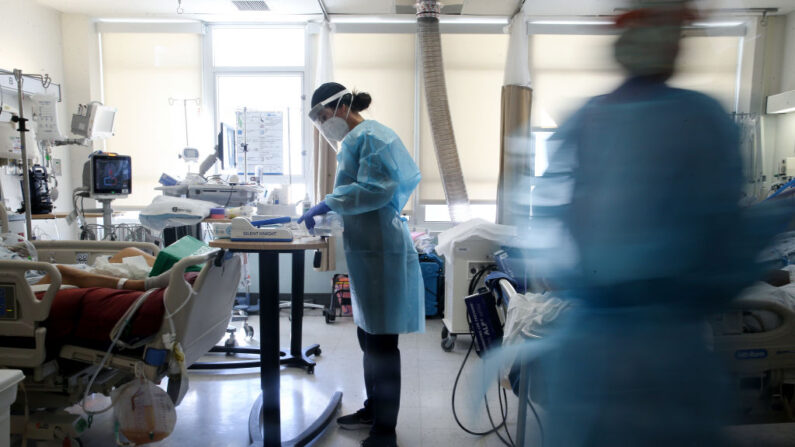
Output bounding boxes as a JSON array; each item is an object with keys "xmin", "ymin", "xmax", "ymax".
[{"xmin": 32, "ymin": 94, "xmax": 63, "ymax": 141}]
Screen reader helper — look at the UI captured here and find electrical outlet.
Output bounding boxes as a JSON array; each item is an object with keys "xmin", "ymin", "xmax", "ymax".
[{"xmin": 52, "ymin": 158, "xmax": 62, "ymax": 176}]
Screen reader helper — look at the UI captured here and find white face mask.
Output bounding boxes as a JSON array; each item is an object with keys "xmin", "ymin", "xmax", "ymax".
[{"xmin": 320, "ymin": 116, "xmax": 350, "ymax": 143}]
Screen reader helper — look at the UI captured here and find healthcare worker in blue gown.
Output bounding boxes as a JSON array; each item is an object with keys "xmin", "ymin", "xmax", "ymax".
[
  {"xmin": 300, "ymin": 82, "xmax": 424, "ymax": 447},
  {"xmin": 525, "ymin": 2, "xmax": 793, "ymax": 446}
]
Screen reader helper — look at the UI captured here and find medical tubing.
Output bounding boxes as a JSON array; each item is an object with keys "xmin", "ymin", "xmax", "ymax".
[
  {"xmin": 164, "ymin": 289, "xmax": 198, "ymax": 336},
  {"xmin": 417, "ymin": 3, "xmax": 471, "ymax": 222},
  {"xmin": 80, "ymin": 289, "xmax": 156, "ymax": 416},
  {"xmin": 451, "ymin": 338, "xmax": 506, "ymax": 436}
]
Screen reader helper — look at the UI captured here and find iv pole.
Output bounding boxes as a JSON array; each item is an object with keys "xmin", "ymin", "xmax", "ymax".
[
  {"xmin": 12, "ymin": 70, "xmax": 33, "ymax": 238},
  {"xmin": 4, "ymin": 68, "xmax": 53, "ymax": 239}
]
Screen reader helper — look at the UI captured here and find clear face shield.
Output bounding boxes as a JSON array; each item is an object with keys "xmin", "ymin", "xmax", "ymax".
[{"xmin": 308, "ymin": 89, "xmax": 352, "ymax": 149}]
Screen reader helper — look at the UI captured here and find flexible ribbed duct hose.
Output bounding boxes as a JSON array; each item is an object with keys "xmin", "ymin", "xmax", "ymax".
[{"xmin": 417, "ymin": 0, "xmax": 470, "ymax": 222}]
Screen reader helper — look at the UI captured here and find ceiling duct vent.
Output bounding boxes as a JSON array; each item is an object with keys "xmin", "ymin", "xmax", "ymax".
[
  {"xmin": 396, "ymin": 0, "xmax": 463, "ymax": 15},
  {"xmin": 231, "ymin": 0, "xmax": 270, "ymax": 11}
]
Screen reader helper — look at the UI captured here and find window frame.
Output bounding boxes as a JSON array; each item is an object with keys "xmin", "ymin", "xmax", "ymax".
[{"xmin": 205, "ymin": 24, "xmax": 310, "ymax": 186}]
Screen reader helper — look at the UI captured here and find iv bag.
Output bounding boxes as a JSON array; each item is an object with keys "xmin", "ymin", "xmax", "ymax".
[{"xmin": 113, "ymin": 378, "xmax": 177, "ymax": 445}]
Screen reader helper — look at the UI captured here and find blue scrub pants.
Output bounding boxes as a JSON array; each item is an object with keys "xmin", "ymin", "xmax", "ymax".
[{"xmin": 357, "ymin": 326, "xmax": 400, "ymax": 437}]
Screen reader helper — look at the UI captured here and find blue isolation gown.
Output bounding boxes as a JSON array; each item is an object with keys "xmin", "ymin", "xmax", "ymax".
[
  {"xmin": 526, "ymin": 77, "xmax": 791, "ymax": 446},
  {"xmin": 325, "ymin": 120, "xmax": 425, "ymax": 335}
]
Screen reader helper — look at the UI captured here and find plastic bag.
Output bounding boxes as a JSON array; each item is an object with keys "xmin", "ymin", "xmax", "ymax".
[
  {"xmin": 435, "ymin": 219, "xmax": 516, "ymax": 259},
  {"xmin": 311, "ymin": 212, "xmax": 344, "ymax": 237},
  {"xmin": 139, "ymin": 196, "xmax": 216, "ymax": 233},
  {"xmin": 93, "ymin": 255, "xmax": 152, "ymax": 280},
  {"xmin": 112, "ymin": 378, "xmax": 177, "ymax": 445},
  {"xmin": 1, "ymin": 233, "xmax": 42, "ymax": 283},
  {"xmin": 412, "ymin": 232, "xmax": 435, "ymax": 254},
  {"xmin": 498, "ymin": 279, "xmax": 572, "ymax": 387},
  {"xmin": 0, "ymin": 232, "xmax": 37, "ymax": 261}
]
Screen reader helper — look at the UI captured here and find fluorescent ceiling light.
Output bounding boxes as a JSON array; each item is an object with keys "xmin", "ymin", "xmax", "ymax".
[
  {"xmin": 97, "ymin": 18, "xmax": 200, "ymax": 24},
  {"xmin": 332, "ymin": 16, "xmax": 508, "ymax": 25},
  {"xmin": 331, "ymin": 16, "xmax": 414, "ymax": 24},
  {"xmin": 439, "ymin": 17, "xmax": 509, "ymax": 25},
  {"xmin": 530, "ymin": 20, "xmax": 614, "ymax": 26},
  {"xmin": 692, "ymin": 21, "xmax": 744, "ymax": 27}
]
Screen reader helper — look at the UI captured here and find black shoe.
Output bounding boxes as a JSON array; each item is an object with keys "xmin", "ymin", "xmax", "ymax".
[
  {"xmin": 336, "ymin": 408, "xmax": 373, "ymax": 430},
  {"xmin": 361, "ymin": 433, "xmax": 398, "ymax": 447}
]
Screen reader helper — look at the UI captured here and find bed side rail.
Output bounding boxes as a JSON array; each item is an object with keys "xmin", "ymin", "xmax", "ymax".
[
  {"xmin": 713, "ymin": 296, "xmax": 795, "ymax": 347},
  {"xmin": 32, "ymin": 240, "xmax": 160, "ymax": 265},
  {"xmin": 729, "ymin": 296, "xmax": 795, "ymax": 328},
  {"xmin": 0, "ymin": 260, "xmax": 62, "ymax": 322}
]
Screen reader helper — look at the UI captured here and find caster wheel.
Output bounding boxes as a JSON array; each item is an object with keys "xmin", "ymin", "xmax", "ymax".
[
  {"xmin": 441, "ymin": 335, "xmax": 456, "ymax": 352},
  {"xmin": 244, "ymin": 324, "xmax": 255, "ymax": 339},
  {"xmin": 441, "ymin": 326, "xmax": 449, "ymax": 340},
  {"xmin": 312, "ymin": 347, "xmax": 322, "ymax": 356}
]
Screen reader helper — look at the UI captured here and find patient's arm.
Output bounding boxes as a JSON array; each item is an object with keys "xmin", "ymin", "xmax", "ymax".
[
  {"xmin": 35, "ymin": 247, "xmax": 167, "ymax": 290},
  {"xmin": 37, "ymin": 265, "xmax": 147, "ymax": 290},
  {"xmin": 108, "ymin": 247, "xmax": 156, "ymax": 267}
]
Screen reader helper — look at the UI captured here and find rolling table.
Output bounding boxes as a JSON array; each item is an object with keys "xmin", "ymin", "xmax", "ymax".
[{"xmin": 209, "ymin": 238, "xmax": 342, "ymax": 447}]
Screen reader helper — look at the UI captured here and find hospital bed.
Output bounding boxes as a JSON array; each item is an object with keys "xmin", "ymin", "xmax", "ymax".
[
  {"xmin": 491, "ymin": 268, "xmax": 795, "ymax": 421},
  {"xmin": 0, "ymin": 238, "xmax": 242, "ymax": 444},
  {"xmin": 710, "ymin": 282, "xmax": 795, "ymax": 417}
]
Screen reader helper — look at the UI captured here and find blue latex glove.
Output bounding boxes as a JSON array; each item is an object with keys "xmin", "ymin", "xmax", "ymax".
[{"xmin": 297, "ymin": 201, "xmax": 331, "ymax": 231}]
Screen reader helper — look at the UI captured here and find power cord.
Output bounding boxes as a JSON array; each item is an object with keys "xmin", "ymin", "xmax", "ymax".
[
  {"xmin": 451, "ymin": 338, "xmax": 505, "ymax": 436},
  {"xmin": 485, "ymin": 379, "xmax": 514, "ymax": 447},
  {"xmin": 450, "ymin": 264, "xmax": 510, "ymax": 441},
  {"xmin": 451, "ymin": 263, "xmax": 545, "ymax": 447}
]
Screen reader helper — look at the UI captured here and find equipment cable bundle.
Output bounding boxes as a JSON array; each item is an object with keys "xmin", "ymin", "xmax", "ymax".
[{"xmin": 450, "ymin": 264, "xmax": 544, "ymax": 447}]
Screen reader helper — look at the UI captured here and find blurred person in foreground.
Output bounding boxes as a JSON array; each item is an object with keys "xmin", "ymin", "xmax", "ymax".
[{"xmin": 523, "ymin": 1, "xmax": 793, "ymax": 445}]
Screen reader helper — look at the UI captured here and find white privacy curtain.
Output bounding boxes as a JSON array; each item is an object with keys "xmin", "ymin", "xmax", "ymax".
[
  {"xmin": 312, "ymin": 22, "xmax": 336, "ymax": 205},
  {"xmin": 312, "ymin": 22, "xmax": 337, "ymax": 271}
]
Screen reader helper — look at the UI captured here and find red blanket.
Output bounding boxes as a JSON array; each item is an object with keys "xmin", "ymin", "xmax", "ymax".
[{"xmin": 37, "ymin": 273, "xmax": 198, "ymax": 352}]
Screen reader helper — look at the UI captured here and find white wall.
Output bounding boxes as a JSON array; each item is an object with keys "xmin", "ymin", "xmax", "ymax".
[
  {"xmin": 0, "ymin": 0, "xmax": 75, "ymax": 239},
  {"xmin": 61, "ymin": 13, "xmax": 103, "ymax": 212},
  {"xmin": 773, "ymin": 13, "xmax": 795, "ymax": 173}
]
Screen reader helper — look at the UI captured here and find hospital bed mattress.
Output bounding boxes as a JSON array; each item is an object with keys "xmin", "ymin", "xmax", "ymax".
[{"xmin": 36, "ymin": 273, "xmax": 198, "ymax": 354}]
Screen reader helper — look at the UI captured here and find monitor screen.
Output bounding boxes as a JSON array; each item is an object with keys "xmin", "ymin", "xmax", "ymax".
[
  {"xmin": 219, "ymin": 123, "xmax": 236, "ymax": 170},
  {"xmin": 92, "ymin": 154, "xmax": 131, "ymax": 196}
]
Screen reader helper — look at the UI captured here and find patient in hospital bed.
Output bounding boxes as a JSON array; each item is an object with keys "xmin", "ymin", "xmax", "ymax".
[
  {"xmin": 33, "ymin": 247, "xmax": 173, "ymax": 291},
  {"xmin": 0, "ymin": 233, "xmax": 181, "ymax": 291},
  {"xmin": 0, "ymin": 239, "xmax": 205, "ymax": 353}
]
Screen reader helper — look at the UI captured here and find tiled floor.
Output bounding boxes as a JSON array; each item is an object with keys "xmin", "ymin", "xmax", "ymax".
[{"xmin": 58, "ymin": 310, "xmax": 795, "ymax": 446}]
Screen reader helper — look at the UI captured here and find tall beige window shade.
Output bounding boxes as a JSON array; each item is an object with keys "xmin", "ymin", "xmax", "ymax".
[
  {"xmin": 102, "ymin": 33, "xmax": 204, "ymax": 208},
  {"xmin": 531, "ymin": 34, "xmax": 741, "ymax": 128},
  {"xmin": 332, "ymin": 33, "xmax": 417, "ymax": 209}
]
